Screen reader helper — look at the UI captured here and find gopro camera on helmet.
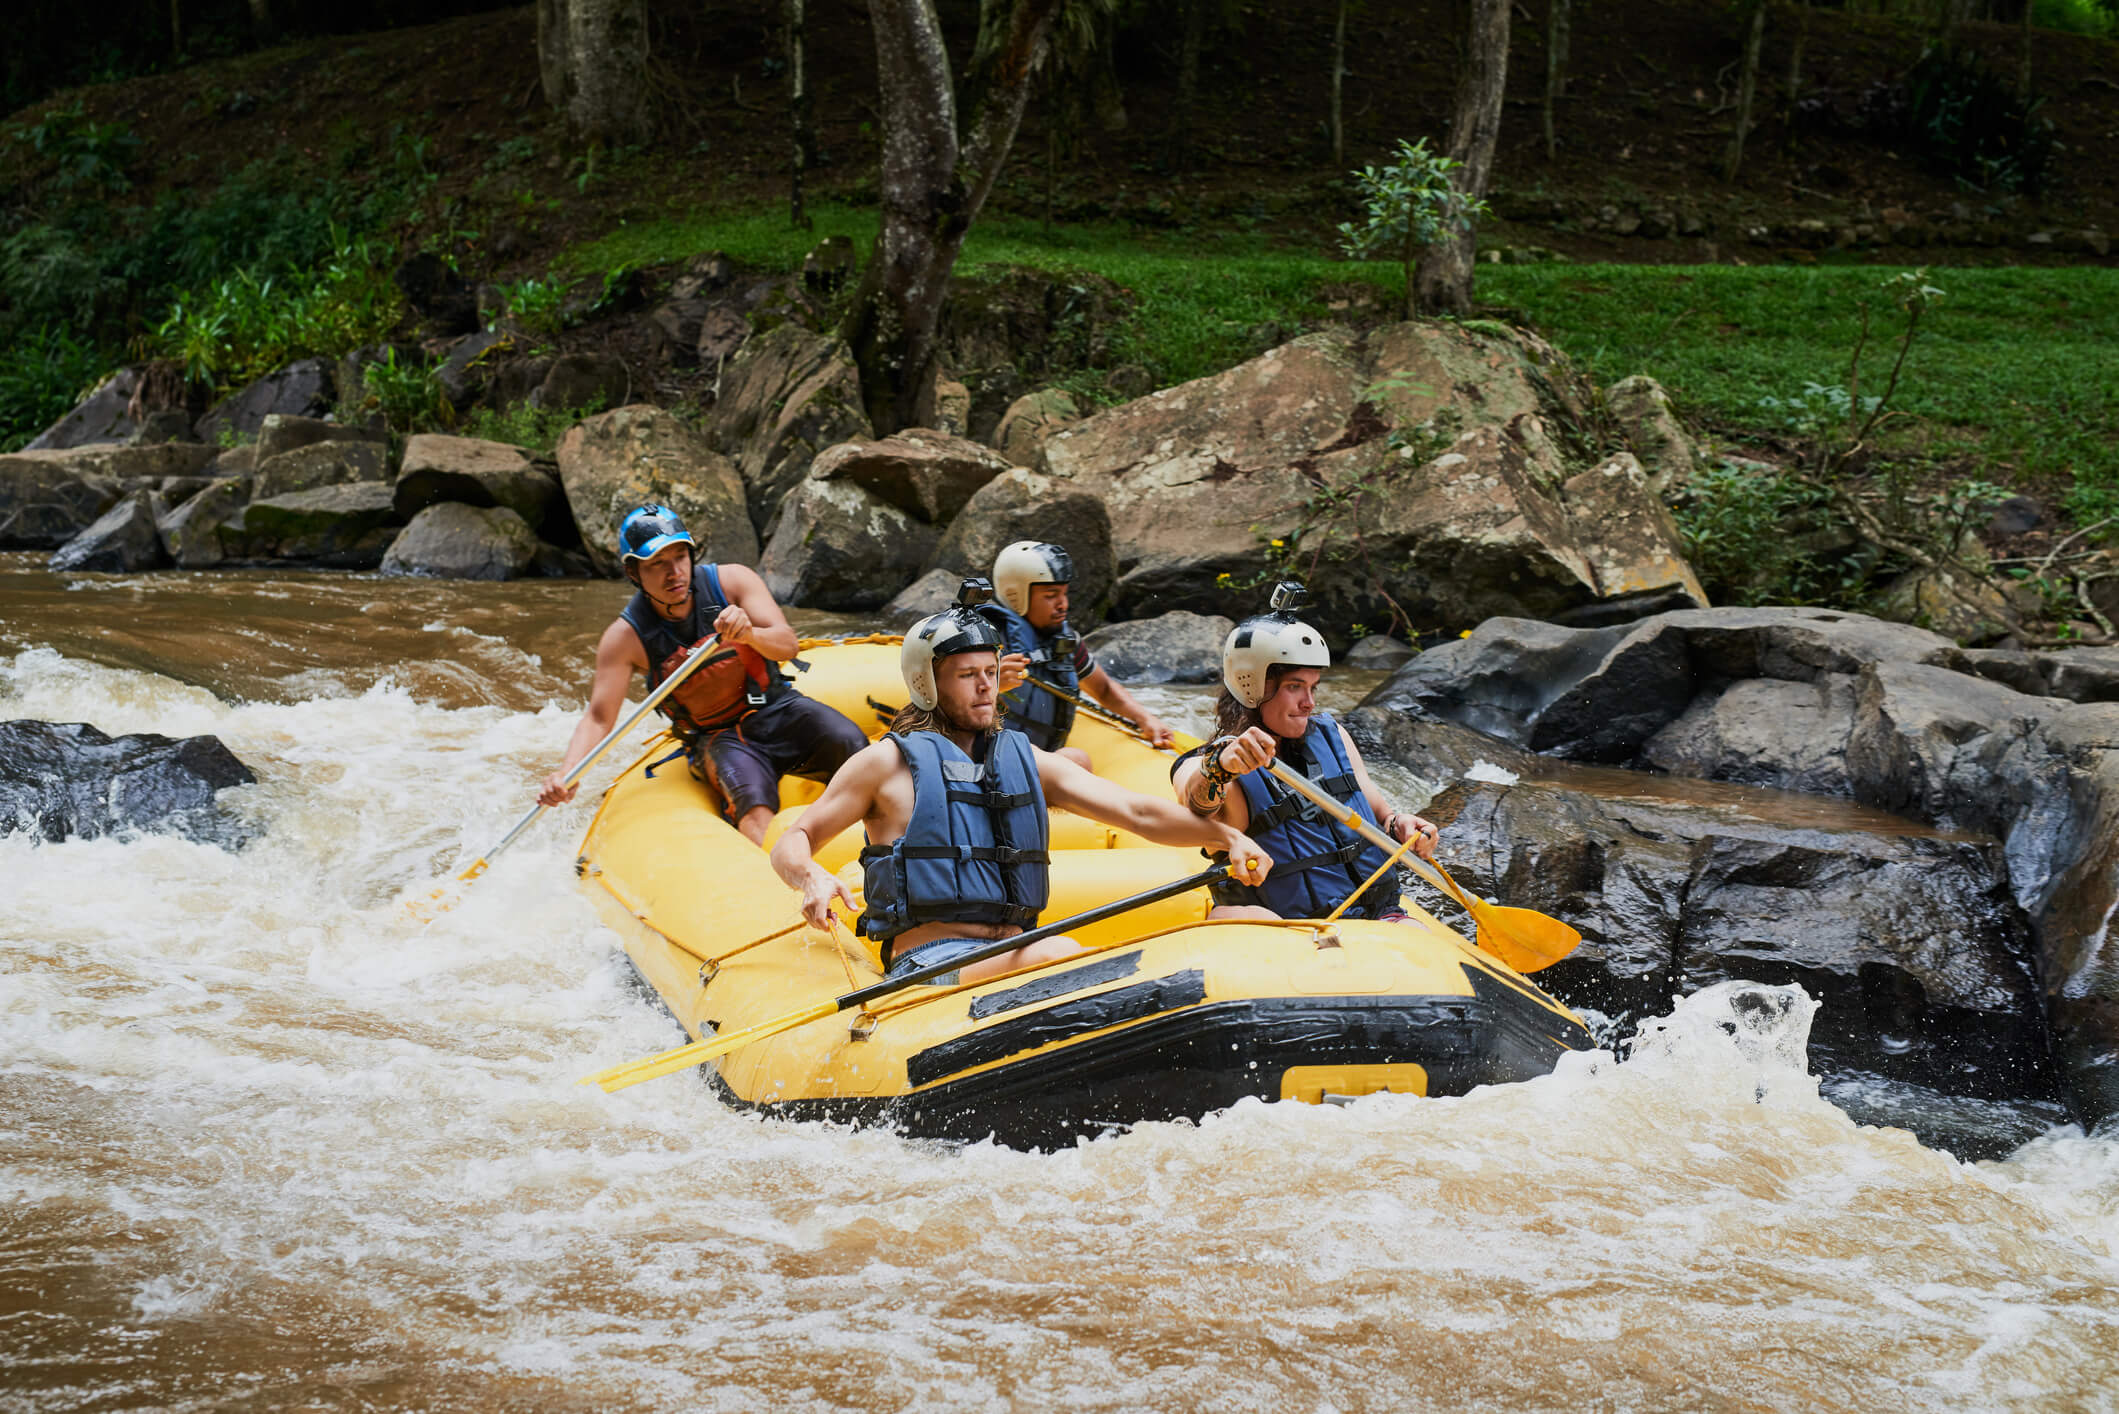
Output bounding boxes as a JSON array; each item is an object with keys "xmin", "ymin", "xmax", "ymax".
[
  {"xmin": 956, "ymin": 577, "xmax": 997, "ymax": 608},
  {"xmin": 1268, "ymin": 581, "xmax": 1310, "ymax": 614}
]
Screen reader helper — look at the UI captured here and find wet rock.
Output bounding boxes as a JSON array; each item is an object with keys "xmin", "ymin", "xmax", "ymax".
[
  {"xmin": 1604, "ymin": 374, "xmax": 1696, "ymax": 494},
  {"xmin": 991, "ymin": 388, "xmax": 1080, "ymax": 466},
  {"xmin": 5, "ymin": 442, "xmax": 215, "ymax": 484},
  {"xmin": 535, "ymin": 352, "xmax": 633, "ymax": 412},
  {"xmin": 254, "ymin": 414, "xmax": 382, "ymax": 463},
  {"xmin": 481, "ymin": 354, "xmax": 554, "ymax": 410},
  {"xmin": 707, "ymin": 324, "xmax": 872, "ymax": 535},
  {"xmin": 380, "ymin": 503, "xmax": 540, "ymax": 581},
  {"xmin": 158, "ymin": 477, "xmax": 251, "ymax": 568},
  {"xmin": 810, "ymin": 430, "xmax": 1012, "ymax": 524},
  {"xmin": 1642, "ymin": 674, "xmax": 1860, "ymax": 795},
  {"xmin": 1082, "ymin": 611, "xmax": 1234, "ymax": 685},
  {"xmin": 531, "ymin": 542, "xmax": 596, "ymax": 578},
  {"xmin": 434, "ymin": 332, "xmax": 514, "ymax": 411},
  {"xmin": 696, "ymin": 303, "xmax": 752, "ymax": 367},
  {"xmin": 882, "ymin": 567, "xmax": 966, "ymax": 625},
  {"xmin": 919, "ymin": 371, "xmax": 972, "ymax": 439},
  {"xmin": 760, "ymin": 477, "xmax": 939, "ymax": 611},
  {"xmin": 393, "ymin": 434, "xmax": 560, "ymax": 531},
  {"xmin": 1042, "ymin": 323, "xmax": 1700, "ymax": 627},
  {"xmin": 48, "ymin": 490, "xmax": 170, "ymax": 573},
  {"xmin": 1347, "ymin": 708, "xmax": 2064, "ymax": 1158},
  {"xmin": 195, "ymin": 359, "xmax": 335, "ymax": 446},
  {"xmin": 217, "ymin": 483, "xmax": 401, "ymax": 567},
  {"xmin": 128, "ymin": 410, "xmax": 197, "ymax": 446},
  {"xmin": 0, "ymin": 719, "xmax": 254, "ymax": 847},
  {"xmin": 0, "ymin": 454, "xmax": 122, "ymax": 547},
  {"xmin": 1344, "ymin": 635, "xmax": 1416, "ymax": 671},
  {"xmin": 1845, "ymin": 660, "xmax": 2067, "ymax": 830},
  {"xmin": 926, "ymin": 469, "xmax": 1117, "ymax": 626},
  {"xmin": 556, "ymin": 405, "xmax": 756, "ymax": 577},
  {"xmin": 24, "ymin": 369, "xmax": 138, "ymax": 450},
  {"xmin": 252, "ymin": 439, "xmax": 390, "ymax": 501}
]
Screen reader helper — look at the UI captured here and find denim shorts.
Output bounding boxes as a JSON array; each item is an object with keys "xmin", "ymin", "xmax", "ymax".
[{"xmin": 884, "ymin": 936, "xmax": 1002, "ymax": 984}]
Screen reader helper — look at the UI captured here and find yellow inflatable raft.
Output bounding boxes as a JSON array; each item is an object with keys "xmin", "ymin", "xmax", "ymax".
[{"xmin": 577, "ymin": 636, "xmax": 1591, "ymax": 1146}]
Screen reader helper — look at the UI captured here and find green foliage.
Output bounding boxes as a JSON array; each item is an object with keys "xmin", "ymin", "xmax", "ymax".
[
  {"xmin": 1335, "ymin": 138, "xmax": 1484, "ymax": 262},
  {"xmin": 2032, "ymin": 0, "xmax": 2117, "ymax": 36},
  {"xmin": 0, "ymin": 324, "xmax": 107, "ymax": 453},
  {"xmin": 152, "ymin": 236, "xmax": 403, "ymax": 390},
  {"xmin": 348, "ymin": 349, "xmax": 450, "ymax": 437},
  {"xmin": 458, "ymin": 401, "xmax": 607, "ymax": 456},
  {"xmin": 1673, "ymin": 460, "xmax": 1859, "ymax": 606},
  {"xmin": 492, "ymin": 276, "xmax": 567, "ymax": 336},
  {"xmin": 1755, "ymin": 381, "xmax": 1878, "ymax": 438},
  {"xmin": 1895, "ymin": 50, "xmax": 2057, "ymax": 195},
  {"xmin": 6, "ymin": 100, "xmax": 139, "ymax": 193}
]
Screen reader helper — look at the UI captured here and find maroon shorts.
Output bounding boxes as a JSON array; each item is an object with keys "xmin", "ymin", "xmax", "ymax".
[{"xmin": 687, "ymin": 690, "xmax": 869, "ymax": 823}]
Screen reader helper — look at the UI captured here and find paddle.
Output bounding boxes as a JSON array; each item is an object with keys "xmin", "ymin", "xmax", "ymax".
[
  {"xmin": 582, "ymin": 859, "xmax": 1249, "ymax": 1094},
  {"xmin": 1017, "ymin": 675, "xmax": 1580, "ymax": 972},
  {"xmin": 450, "ymin": 632, "xmax": 725, "ymax": 889}
]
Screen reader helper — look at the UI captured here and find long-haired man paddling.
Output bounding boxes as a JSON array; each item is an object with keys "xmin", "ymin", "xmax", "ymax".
[
  {"xmin": 538, "ymin": 505, "xmax": 868, "ymax": 842},
  {"xmin": 772, "ymin": 581, "xmax": 1271, "ymax": 986},
  {"xmin": 1170, "ymin": 584, "xmax": 1440, "ymax": 922}
]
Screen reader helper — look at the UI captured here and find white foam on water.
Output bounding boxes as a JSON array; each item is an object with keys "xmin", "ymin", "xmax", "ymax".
[
  {"xmin": 5, "ymin": 647, "xmax": 2118, "ymax": 1410},
  {"xmin": 1464, "ymin": 758, "xmax": 1521, "ymax": 786}
]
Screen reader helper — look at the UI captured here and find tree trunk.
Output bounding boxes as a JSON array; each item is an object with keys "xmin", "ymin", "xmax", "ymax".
[
  {"xmin": 170, "ymin": 0, "xmax": 183, "ymax": 59},
  {"xmin": 537, "ymin": 0, "xmax": 573, "ymax": 112},
  {"xmin": 1331, "ymin": 0, "xmax": 1348, "ymax": 167},
  {"xmin": 843, "ymin": 0, "xmax": 1063, "ymax": 434},
  {"xmin": 2018, "ymin": 0, "xmax": 2034, "ymax": 100},
  {"xmin": 1722, "ymin": 0, "xmax": 1766, "ymax": 184},
  {"xmin": 1415, "ymin": 0, "xmax": 1509, "ymax": 316},
  {"xmin": 1170, "ymin": 0, "xmax": 1207, "ymax": 170},
  {"xmin": 1785, "ymin": 0, "xmax": 1808, "ymax": 133},
  {"xmin": 788, "ymin": 0, "xmax": 814, "ymax": 230},
  {"xmin": 562, "ymin": 0, "xmax": 652, "ymax": 147},
  {"xmin": 1543, "ymin": 0, "xmax": 1571, "ymax": 161}
]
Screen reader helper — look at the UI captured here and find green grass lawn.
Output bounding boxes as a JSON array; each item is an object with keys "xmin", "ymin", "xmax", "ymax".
[{"xmin": 569, "ymin": 203, "xmax": 2119, "ymax": 526}]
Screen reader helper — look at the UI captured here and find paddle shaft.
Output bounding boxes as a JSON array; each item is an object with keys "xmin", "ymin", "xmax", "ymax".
[
  {"xmin": 460, "ymin": 631, "xmax": 723, "ymax": 881},
  {"xmin": 586, "ymin": 861, "xmax": 1241, "ymax": 1091}
]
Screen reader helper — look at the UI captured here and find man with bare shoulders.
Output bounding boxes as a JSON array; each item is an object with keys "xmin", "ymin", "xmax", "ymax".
[
  {"xmin": 1170, "ymin": 584, "xmax": 1441, "ymax": 922},
  {"xmin": 538, "ymin": 504, "xmax": 868, "ymax": 843},
  {"xmin": 771, "ymin": 581, "xmax": 1272, "ymax": 986}
]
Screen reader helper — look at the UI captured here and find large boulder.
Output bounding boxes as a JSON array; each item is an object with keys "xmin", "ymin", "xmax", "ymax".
[
  {"xmin": 48, "ymin": 489, "xmax": 170, "ymax": 573},
  {"xmin": 254, "ymin": 414, "xmax": 384, "ymax": 463},
  {"xmin": 1604, "ymin": 374, "xmax": 1696, "ymax": 495},
  {"xmin": 1347, "ymin": 709, "xmax": 2064, "ymax": 1158},
  {"xmin": 380, "ymin": 503, "xmax": 540, "ymax": 581},
  {"xmin": 393, "ymin": 434, "xmax": 561, "ymax": 531},
  {"xmin": 759, "ymin": 477, "xmax": 938, "ymax": 610},
  {"xmin": 881, "ymin": 567, "xmax": 966, "ymax": 625},
  {"xmin": 158, "ymin": 477, "xmax": 251, "ymax": 568},
  {"xmin": 3, "ymin": 442, "xmax": 215, "ymax": 484},
  {"xmin": 810, "ymin": 430, "xmax": 1013, "ymax": 524},
  {"xmin": 707, "ymin": 324, "xmax": 872, "ymax": 535},
  {"xmin": 0, "ymin": 719, "xmax": 254, "ymax": 847},
  {"xmin": 991, "ymin": 388, "xmax": 1082, "ymax": 466},
  {"xmin": 926, "ymin": 469, "xmax": 1117, "ymax": 624},
  {"xmin": 535, "ymin": 352, "xmax": 634, "ymax": 412},
  {"xmin": 24, "ymin": 368, "xmax": 138, "ymax": 450},
  {"xmin": 1081, "ymin": 611, "xmax": 1234, "ymax": 685},
  {"xmin": 0, "ymin": 453, "xmax": 122, "ymax": 548},
  {"xmin": 195, "ymin": 359, "xmax": 335, "ymax": 445},
  {"xmin": 557, "ymin": 405, "xmax": 756, "ymax": 577},
  {"xmin": 1947, "ymin": 645, "xmax": 2119, "ymax": 705},
  {"xmin": 216, "ymin": 483, "xmax": 401, "ymax": 567},
  {"xmin": 434, "ymin": 332, "xmax": 514, "ymax": 411},
  {"xmin": 251, "ymin": 439, "xmax": 391, "ymax": 501},
  {"xmin": 1040, "ymin": 323, "xmax": 1703, "ymax": 627}
]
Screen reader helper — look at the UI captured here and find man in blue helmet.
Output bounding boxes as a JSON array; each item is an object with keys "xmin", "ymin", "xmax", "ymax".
[
  {"xmin": 771, "ymin": 580, "xmax": 1270, "ymax": 987},
  {"xmin": 981, "ymin": 540, "xmax": 1172, "ymax": 768},
  {"xmin": 538, "ymin": 504, "xmax": 868, "ymax": 843}
]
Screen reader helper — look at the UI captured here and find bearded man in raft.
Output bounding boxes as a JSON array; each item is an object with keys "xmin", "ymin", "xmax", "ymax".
[
  {"xmin": 538, "ymin": 504, "xmax": 869, "ymax": 843},
  {"xmin": 770, "ymin": 580, "xmax": 1273, "ymax": 987},
  {"xmin": 1170, "ymin": 583, "xmax": 1442, "ymax": 922}
]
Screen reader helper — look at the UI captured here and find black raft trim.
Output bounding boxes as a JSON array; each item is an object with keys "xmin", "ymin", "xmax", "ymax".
[
  {"xmin": 909, "ymin": 968, "xmax": 1206, "ymax": 1087},
  {"xmin": 969, "ymin": 950, "xmax": 1144, "ymax": 1020}
]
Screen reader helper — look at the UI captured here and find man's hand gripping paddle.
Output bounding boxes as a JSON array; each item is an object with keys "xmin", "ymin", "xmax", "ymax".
[
  {"xmin": 581, "ymin": 859, "xmax": 1254, "ymax": 1094},
  {"xmin": 1015, "ymin": 674, "xmax": 1580, "ymax": 973}
]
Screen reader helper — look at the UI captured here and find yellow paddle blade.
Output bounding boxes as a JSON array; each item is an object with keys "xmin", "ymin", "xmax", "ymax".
[
  {"xmin": 1471, "ymin": 904, "xmax": 1582, "ymax": 973},
  {"xmin": 582, "ymin": 1000, "xmax": 839, "ymax": 1093},
  {"xmin": 456, "ymin": 856, "xmax": 491, "ymax": 884}
]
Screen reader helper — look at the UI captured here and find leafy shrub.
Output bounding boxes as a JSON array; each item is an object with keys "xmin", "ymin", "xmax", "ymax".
[
  {"xmin": 348, "ymin": 349, "xmax": 451, "ymax": 436},
  {"xmin": 1337, "ymin": 137, "xmax": 1488, "ymax": 317},
  {"xmin": 1673, "ymin": 460, "xmax": 1861, "ymax": 606},
  {"xmin": 153, "ymin": 237, "xmax": 404, "ymax": 389},
  {"xmin": 458, "ymin": 401, "xmax": 607, "ymax": 456},
  {"xmin": 6, "ymin": 100, "xmax": 139, "ymax": 193},
  {"xmin": 492, "ymin": 276, "xmax": 567, "ymax": 336},
  {"xmin": 0, "ymin": 324, "xmax": 107, "ymax": 452},
  {"xmin": 1842, "ymin": 52, "xmax": 2058, "ymax": 195}
]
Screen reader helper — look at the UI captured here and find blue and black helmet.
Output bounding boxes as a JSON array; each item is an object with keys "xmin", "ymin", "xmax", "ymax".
[{"xmin": 617, "ymin": 504, "xmax": 696, "ymax": 567}]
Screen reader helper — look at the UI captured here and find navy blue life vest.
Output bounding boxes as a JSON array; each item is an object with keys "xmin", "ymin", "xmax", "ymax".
[
  {"xmin": 859, "ymin": 729, "xmax": 1052, "ymax": 945},
  {"xmin": 1213, "ymin": 713, "xmax": 1398, "ymax": 919},
  {"xmin": 980, "ymin": 603, "xmax": 1080, "ymax": 752},
  {"xmin": 620, "ymin": 562, "xmax": 787, "ymax": 733}
]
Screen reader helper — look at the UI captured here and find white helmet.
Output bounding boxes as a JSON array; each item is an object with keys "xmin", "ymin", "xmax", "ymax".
[
  {"xmin": 992, "ymin": 541, "xmax": 1074, "ymax": 615},
  {"xmin": 902, "ymin": 579, "xmax": 1008, "ymax": 710},
  {"xmin": 1222, "ymin": 583, "xmax": 1330, "ymax": 707}
]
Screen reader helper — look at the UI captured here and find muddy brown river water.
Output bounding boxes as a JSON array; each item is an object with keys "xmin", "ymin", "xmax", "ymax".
[{"xmin": 2, "ymin": 555, "xmax": 2115, "ymax": 1411}]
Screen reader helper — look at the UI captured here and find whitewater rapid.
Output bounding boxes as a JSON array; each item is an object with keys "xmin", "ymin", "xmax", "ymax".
[{"xmin": 4, "ymin": 612, "xmax": 2118, "ymax": 1410}]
